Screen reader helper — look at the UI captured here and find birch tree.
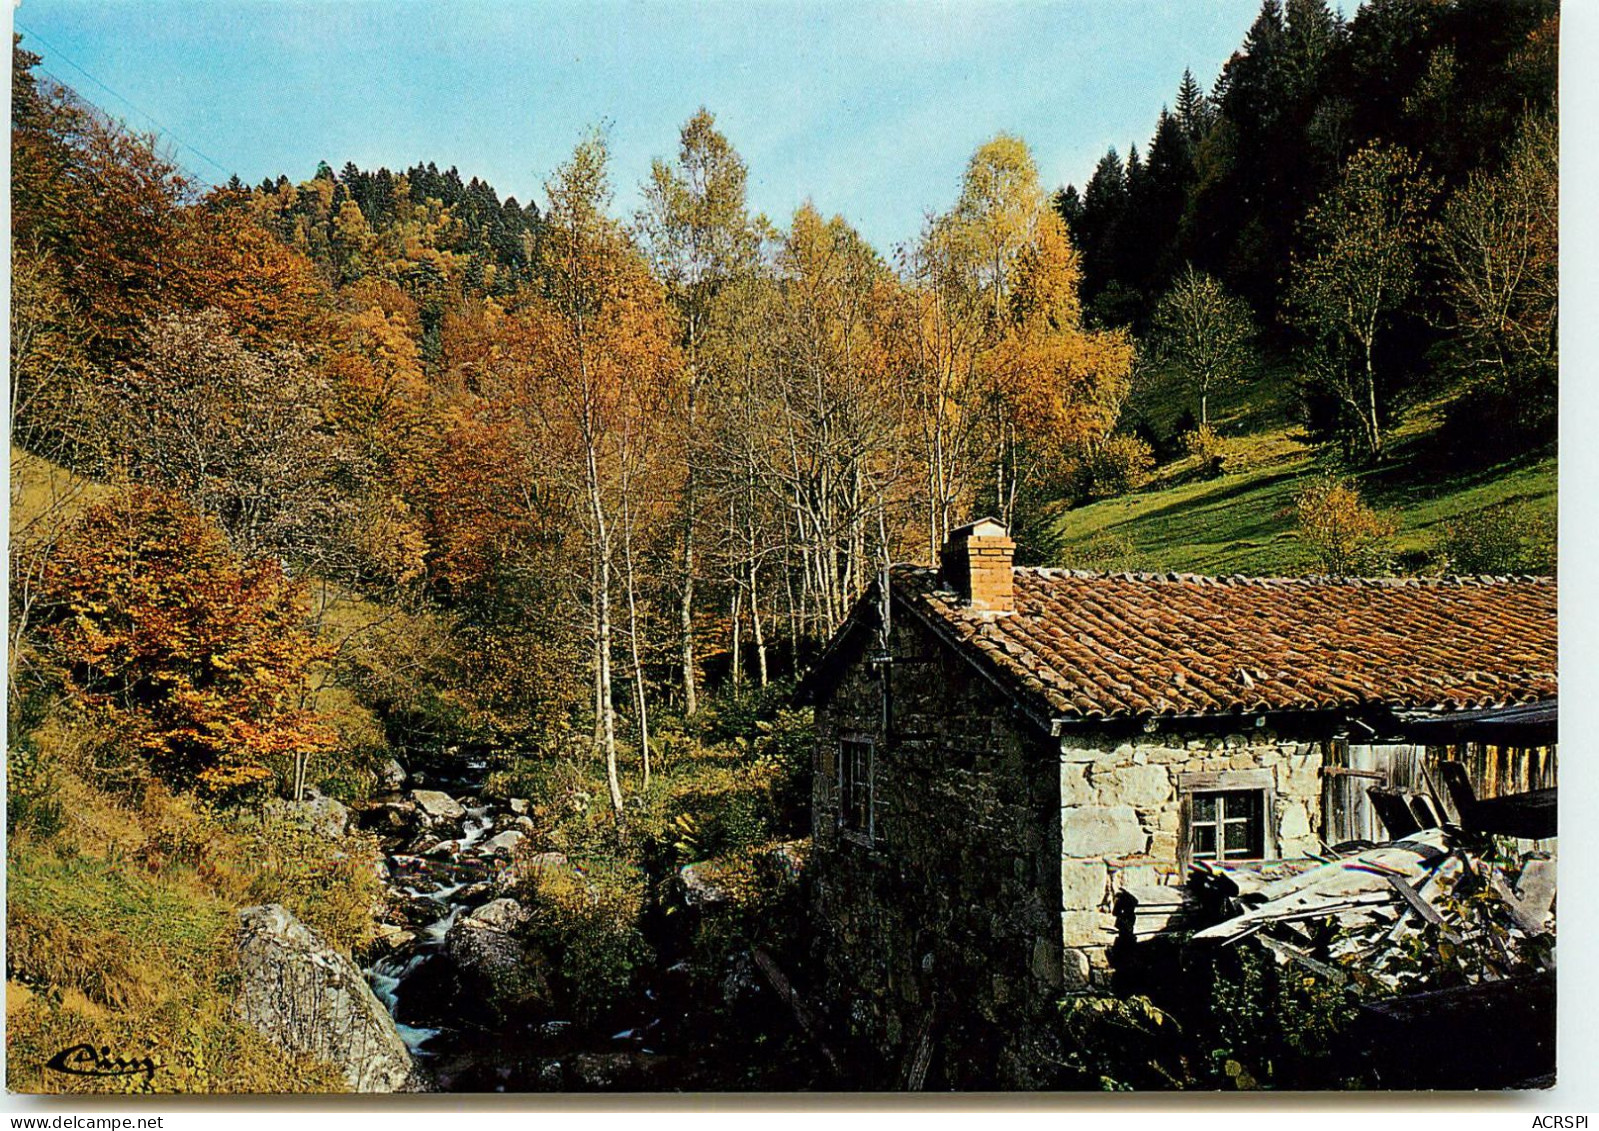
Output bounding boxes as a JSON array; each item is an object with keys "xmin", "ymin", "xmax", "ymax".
[
  {"xmin": 1150, "ymin": 265, "xmax": 1256, "ymax": 427},
  {"xmin": 907, "ymin": 136, "xmax": 1135, "ymax": 540},
  {"xmin": 1434, "ymin": 111, "xmax": 1556, "ymax": 423},
  {"xmin": 520, "ymin": 131, "xmax": 681, "ymax": 815},
  {"xmin": 637, "ymin": 109, "xmax": 758, "ymax": 716}
]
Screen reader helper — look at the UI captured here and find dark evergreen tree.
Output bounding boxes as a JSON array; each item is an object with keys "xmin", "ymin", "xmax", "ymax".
[
  {"xmin": 1076, "ymin": 149, "xmax": 1127, "ymax": 305},
  {"xmin": 1175, "ymin": 68, "xmax": 1212, "ymax": 141},
  {"xmin": 1053, "ymin": 184, "xmax": 1083, "ymax": 234}
]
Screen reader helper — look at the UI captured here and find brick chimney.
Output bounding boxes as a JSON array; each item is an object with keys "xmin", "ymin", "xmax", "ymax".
[{"xmin": 940, "ymin": 518, "xmax": 1015, "ymax": 612}]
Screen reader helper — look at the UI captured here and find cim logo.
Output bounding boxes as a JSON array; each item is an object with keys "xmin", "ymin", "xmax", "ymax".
[{"xmin": 1531, "ymin": 1119, "xmax": 1589, "ymax": 1129}]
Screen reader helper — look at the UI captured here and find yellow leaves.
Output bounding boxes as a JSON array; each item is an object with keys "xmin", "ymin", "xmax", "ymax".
[
  {"xmin": 347, "ymin": 493, "xmax": 428, "ymax": 588},
  {"xmin": 1295, "ymin": 475, "xmax": 1397, "ymax": 575},
  {"xmin": 989, "ymin": 306, "xmax": 1135, "ymax": 455},
  {"xmin": 1007, "ymin": 213, "xmax": 1084, "ymax": 331}
]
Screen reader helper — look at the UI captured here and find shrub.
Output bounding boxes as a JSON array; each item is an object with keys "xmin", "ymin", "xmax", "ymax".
[
  {"xmin": 34, "ymin": 485, "xmax": 337, "ymax": 794},
  {"xmin": 1295, "ymin": 475, "xmax": 1396, "ymax": 575},
  {"xmin": 1436, "ymin": 503, "xmax": 1555, "ymax": 575},
  {"xmin": 751, "ymin": 706, "xmax": 814, "ymax": 832},
  {"xmin": 1054, "ymin": 994, "xmax": 1186, "ymax": 1090},
  {"xmin": 7, "ymin": 733, "xmax": 63, "ymax": 839},
  {"xmin": 1199, "ymin": 945, "xmax": 1364, "ymax": 1090},
  {"xmin": 519, "ymin": 858, "xmax": 651, "ymax": 1023},
  {"xmin": 1178, "ymin": 424, "xmax": 1226, "ymax": 478},
  {"xmin": 228, "ymin": 807, "xmax": 386, "ymax": 954},
  {"xmin": 681, "ymin": 842, "xmax": 810, "ymax": 979},
  {"xmin": 1079, "ymin": 435, "xmax": 1156, "ymax": 499}
]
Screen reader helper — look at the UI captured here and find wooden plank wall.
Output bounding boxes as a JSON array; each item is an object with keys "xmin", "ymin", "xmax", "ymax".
[{"xmin": 1430, "ymin": 743, "xmax": 1557, "ymax": 800}]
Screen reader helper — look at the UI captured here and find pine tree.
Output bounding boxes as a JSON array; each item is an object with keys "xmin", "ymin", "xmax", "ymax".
[
  {"xmin": 1077, "ymin": 149, "xmax": 1127, "ymax": 300},
  {"xmin": 1176, "ymin": 68, "xmax": 1211, "ymax": 140},
  {"xmin": 1283, "ymin": 0, "xmax": 1344, "ymax": 101},
  {"xmin": 1053, "ymin": 184, "xmax": 1083, "ymax": 233}
]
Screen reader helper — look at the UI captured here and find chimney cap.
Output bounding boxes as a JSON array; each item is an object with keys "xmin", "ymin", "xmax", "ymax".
[{"xmin": 948, "ymin": 516, "xmax": 1008, "ymax": 540}]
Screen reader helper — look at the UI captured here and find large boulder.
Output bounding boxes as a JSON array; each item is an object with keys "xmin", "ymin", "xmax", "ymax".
[
  {"xmin": 376, "ymin": 758, "xmax": 408, "ymax": 793},
  {"xmin": 411, "ymin": 789, "xmax": 466, "ymax": 824},
  {"xmin": 444, "ymin": 898, "xmax": 551, "ymax": 1022},
  {"xmin": 265, "ymin": 787, "xmax": 350, "ymax": 840},
  {"xmin": 679, "ymin": 862, "xmax": 730, "ymax": 908},
  {"xmin": 469, "ymin": 897, "xmax": 529, "ymax": 932},
  {"xmin": 357, "ymin": 799, "xmax": 420, "ymax": 839},
  {"xmin": 235, "ymin": 904, "xmax": 421, "ymax": 1093},
  {"xmin": 479, "ymin": 829, "xmax": 527, "ymax": 858}
]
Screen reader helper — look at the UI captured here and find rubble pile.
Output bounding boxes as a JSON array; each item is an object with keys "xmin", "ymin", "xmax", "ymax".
[{"xmin": 1188, "ymin": 827, "xmax": 1556, "ymax": 994}]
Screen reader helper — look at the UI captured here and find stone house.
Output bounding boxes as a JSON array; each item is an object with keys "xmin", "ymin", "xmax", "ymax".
[{"xmin": 797, "ymin": 519, "xmax": 1557, "ymax": 1088}]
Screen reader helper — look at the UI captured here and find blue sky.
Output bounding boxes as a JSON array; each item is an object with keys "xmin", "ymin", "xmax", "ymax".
[{"xmin": 14, "ymin": 0, "xmax": 1262, "ymax": 255}]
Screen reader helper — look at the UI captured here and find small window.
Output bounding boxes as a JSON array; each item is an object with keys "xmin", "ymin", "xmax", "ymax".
[
  {"xmin": 839, "ymin": 738, "xmax": 874, "ymax": 842},
  {"xmin": 1190, "ymin": 789, "xmax": 1265, "ymax": 862}
]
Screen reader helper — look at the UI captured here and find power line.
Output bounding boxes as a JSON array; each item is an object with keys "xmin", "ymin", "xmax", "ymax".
[{"xmin": 15, "ymin": 20, "xmax": 236, "ymax": 184}]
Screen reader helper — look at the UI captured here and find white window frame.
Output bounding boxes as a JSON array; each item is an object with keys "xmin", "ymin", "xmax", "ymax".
[{"xmin": 1177, "ymin": 768, "xmax": 1277, "ymax": 870}]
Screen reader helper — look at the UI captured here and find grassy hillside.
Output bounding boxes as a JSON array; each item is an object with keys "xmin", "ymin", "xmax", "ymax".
[
  {"xmin": 1052, "ymin": 365, "xmax": 1556, "ymax": 577},
  {"xmin": 6, "ymin": 450, "xmax": 381, "ymax": 1093}
]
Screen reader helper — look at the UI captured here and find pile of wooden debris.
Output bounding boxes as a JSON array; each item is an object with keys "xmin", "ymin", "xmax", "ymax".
[
  {"xmin": 1188, "ymin": 827, "xmax": 1555, "ymax": 993},
  {"xmin": 1179, "ymin": 827, "xmax": 1556, "ymax": 1088}
]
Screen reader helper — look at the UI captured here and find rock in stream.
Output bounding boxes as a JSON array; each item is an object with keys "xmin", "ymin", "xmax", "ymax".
[{"xmin": 236, "ymin": 903, "xmax": 423, "ymax": 1092}]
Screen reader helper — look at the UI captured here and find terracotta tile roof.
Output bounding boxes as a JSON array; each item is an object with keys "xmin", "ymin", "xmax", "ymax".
[{"xmin": 891, "ymin": 565, "xmax": 1557, "ymax": 722}]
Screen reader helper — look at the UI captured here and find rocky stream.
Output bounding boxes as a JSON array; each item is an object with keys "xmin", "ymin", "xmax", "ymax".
[{"xmin": 351, "ymin": 757, "xmax": 811, "ymax": 1092}]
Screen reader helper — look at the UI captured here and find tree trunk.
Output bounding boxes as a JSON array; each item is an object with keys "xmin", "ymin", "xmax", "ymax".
[
  {"xmin": 1364, "ymin": 338, "xmax": 1382, "ymax": 455},
  {"xmin": 587, "ymin": 445, "xmax": 624, "ymax": 817},
  {"xmin": 730, "ymin": 586, "xmax": 744, "ymax": 692},
  {"xmin": 680, "ymin": 486, "xmax": 699, "ymax": 717},
  {"xmin": 622, "ymin": 498, "xmax": 651, "ymax": 790},
  {"xmin": 750, "ymin": 559, "xmax": 769, "ymax": 688}
]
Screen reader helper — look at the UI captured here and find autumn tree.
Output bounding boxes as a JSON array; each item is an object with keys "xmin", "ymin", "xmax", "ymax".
[
  {"xmin": 10, "ymin": 44, "xmax": 191, "ymax": 366},
  {"xmin": 751, "ymin": 204, "xmax": 913, "ymax": 638},
  {"xmin": 911, "ymin": 136, "xmax": 1134, "ymax": 550},
  {"xmin": 108, "ymin": 310, "xmax": 347, "ymax": 568},
  {"xmin": 1149, "ymin": 266, "xmax": 1256, "ymax": 426},
  {"xmin": 945, "ymin": 134, "xmax": 1049, "ymax": 323},
  {"xmin": 637, "ymin": 108, "xmax": 759, "ymax": 716},
  {"xmin": 1287, "ymin": 144, "xmax": 1436, "ymax": 455},
  {"xmin": 1295, "ymin": 474, "xmax": 1396, "ymax": 575},
  {"xmin": 989, "ymin": 214, "xmax": 1135, "ymax": 523},
  {"xmin": 35, "ymin": 486, "xmax": 335, "ymax": 792},
  {"xmin": 169, "ymin": 194, "xmax": 328, "ymax": 346},
  {"xmin": 508, "ymin": 130, "xmax": 681, "ymax": 814},
  {"xmin": 9, "ymin": 255, "xmax": 102, "ymax": 693}
]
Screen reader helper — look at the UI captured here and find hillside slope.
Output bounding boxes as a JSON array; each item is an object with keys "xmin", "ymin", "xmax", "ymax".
[{"xmin": 1052, "ymin": 368, "xmax": 1556, "ymax": 578}]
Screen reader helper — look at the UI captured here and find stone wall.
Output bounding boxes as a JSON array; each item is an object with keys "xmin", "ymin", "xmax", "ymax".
[
  {"xmin": 808, "ymin": 608, "xmax": 1342, "ymax": 1083},
  {"xmin": 809, "ymin": 612, "xmax": 1062, "ymax": 1088},
  {"xmin": 1055, "ymin": 730, "xmax": 1328, "ymax": 988}
]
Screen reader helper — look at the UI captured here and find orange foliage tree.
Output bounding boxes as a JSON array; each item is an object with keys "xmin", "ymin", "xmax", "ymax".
[
  {"xmin": 911, "ymin": 136, "xmax": 1135, "ymax": 548},
  {"xmin": 36, "ymin": 487, "xmax": 335, "ymax": 793},
  {"xmin": 169, "ymin": 194, "xmax": 328, "ymax": 346},
  {"xmin": 11, "ymin": 46, "xmax": 191, "ymax": 364}
]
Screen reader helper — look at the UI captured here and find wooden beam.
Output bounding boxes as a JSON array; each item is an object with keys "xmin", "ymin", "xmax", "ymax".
[{"xmin": 751, "ymin": 947, "xmax": 843, "ymax": 1077}]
